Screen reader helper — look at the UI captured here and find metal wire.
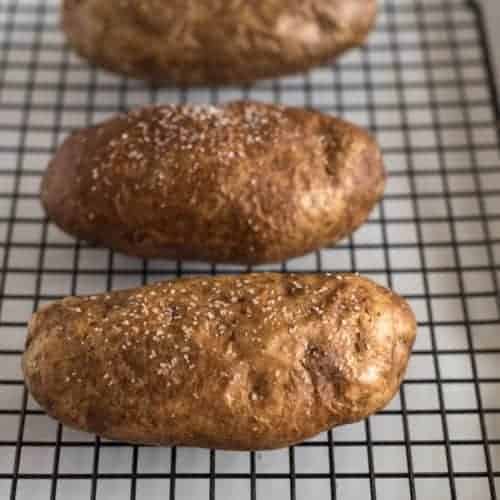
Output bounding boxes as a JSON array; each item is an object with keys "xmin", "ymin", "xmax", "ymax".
[{"xmin": 0, "ymin": 0, "xmax": 499, "ymax": 499}]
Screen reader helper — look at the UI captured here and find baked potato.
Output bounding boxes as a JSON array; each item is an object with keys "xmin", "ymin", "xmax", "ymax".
[
  {"xmin": 23, "ymin": 272, "xmax": 416, "ymax": 450},
  {"xmin": 41, "ymin": 101, "xmax": 386, "ymax": 264},
  {"xmin": 62, "ymin": 0, "xmax": 377, "ymax": 84}
]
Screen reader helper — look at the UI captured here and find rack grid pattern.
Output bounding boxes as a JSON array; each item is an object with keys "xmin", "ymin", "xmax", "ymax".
[{"xmin": 1, "ymin": 0, "xmax": 500, "ymax": 499}]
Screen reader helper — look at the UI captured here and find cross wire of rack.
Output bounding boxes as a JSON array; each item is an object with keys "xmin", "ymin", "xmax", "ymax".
[{"xmin": 0, "ymin": 0, "xmax": 500, "ymax": 499}]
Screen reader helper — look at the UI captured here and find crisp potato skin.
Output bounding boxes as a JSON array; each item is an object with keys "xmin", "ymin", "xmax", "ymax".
[
  {"xmin": 23, "ymin": 273, "xmax": 416, "ymax": 450},
  {"xmin": 62, "ymin": 0, "xmax": 377, "ymax": 84},
  {"xmin": 41, "ymin": 102, "xmax": 385, "ymax": 264}
]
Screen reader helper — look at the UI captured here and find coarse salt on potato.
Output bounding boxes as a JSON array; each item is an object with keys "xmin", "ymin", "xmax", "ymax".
[
  {"xmin": 41, "ymin": 101, "xmax": 385, "ymax": 264},
  {"xmin": 23, "ymin": 273, "xmax": 416, "ymax": 450}
]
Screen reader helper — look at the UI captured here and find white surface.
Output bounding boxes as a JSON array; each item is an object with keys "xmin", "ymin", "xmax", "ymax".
[{"xmin": 0, "ymin": 0, "xmax": 500, "ymax": 499}]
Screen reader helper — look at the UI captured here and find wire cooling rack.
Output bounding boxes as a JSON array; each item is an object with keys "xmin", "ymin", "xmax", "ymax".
[{"xmin": 1, "ymin": 0, "xmax": 500, "ymax": 499}]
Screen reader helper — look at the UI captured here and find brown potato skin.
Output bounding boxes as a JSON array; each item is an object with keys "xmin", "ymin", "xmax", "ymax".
[
  {"xmin": 41, "ymin": 102, "xmax": 385, "ymax": 264},
  {"xmin": 62, "ymin": 0, "xmax": 377, "ymax": 85},
  {"xmin": 23, "ymin": 273, "xmax": 416, "ymax": 450}
]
